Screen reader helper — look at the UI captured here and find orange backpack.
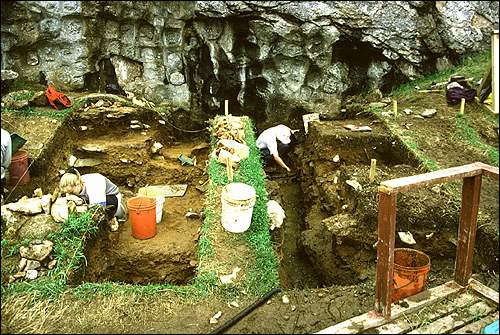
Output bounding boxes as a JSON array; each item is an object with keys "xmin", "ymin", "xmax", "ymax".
[{"xmin": 45, "ymin": 83, "xmax": 72, "ymax": 109}]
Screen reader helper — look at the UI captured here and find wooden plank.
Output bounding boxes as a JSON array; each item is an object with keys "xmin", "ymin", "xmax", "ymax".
[
  {"xmin": 492, "ymin": 30, "xmax": 499, "ymax": 114},
  {"xmin": 379, "ymin": 163, "xmax": 483, "ymax": 193},
  {"xmin": 374, "ymin": 292, "xmax": 481, "ymax": 334},
  {"xmin": 375, "ymin": 191, "xmax": 397, "ymax": 318},
  {"xmin": 316, "ymin": 281, "xmax": 464, "ymax": 334},
  {"xmin": 408, "ymin": 301, "xmax": 496, "ymax": 334},
  {"xmin": 469, "ymin": 278, "xmax": 500, "ymax": 305},
  {"xmin": 454, "ymin": 175, "xmax": 482, "ymax": 286},
  {"xmin": 476, "ymin": 162, "xmax": 500, "ymax": 181},
  {"xmin": 451, "ymin": 311, "xmax": 499, "ymax": 334}
]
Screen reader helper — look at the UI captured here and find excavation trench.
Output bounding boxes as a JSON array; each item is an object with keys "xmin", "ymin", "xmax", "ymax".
[
  {"xmin": 4, "ymin": 105, "xmax": 484, "ymax": 289},
  {"xmin": 19, "ymin": 100, "xmax": 210, "ymax": 285},
  {"xmin": 268, "ymin": 117, "xmax": 465, "ymax": 289}
]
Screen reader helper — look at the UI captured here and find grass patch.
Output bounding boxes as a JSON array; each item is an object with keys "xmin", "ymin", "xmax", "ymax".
[
  {"xmin": 455, "ymin": 114, "xmax": 499, "ymax": 166},
  {"xmin": 390, "ymin": 50, "xmax": 490, "ymax": 97},
  {"xmin": 200, "ymin": 116, "xmax": 280, "ymax": 299}
]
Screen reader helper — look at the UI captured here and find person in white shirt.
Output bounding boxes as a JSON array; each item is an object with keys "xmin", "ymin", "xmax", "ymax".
[
  {"xmin": 256, "ymin": 124, "xmax": 294, "ymax": 172},
  {"xmin": 59, "ymin": 167, "xmax": 125, "ymax": 221},
  {"xmin": 1, "ymin": 128, "xmax": 12, "ymax": 199}
]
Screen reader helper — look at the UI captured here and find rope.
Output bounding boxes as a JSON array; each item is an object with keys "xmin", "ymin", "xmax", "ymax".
[{"xmin": 158, "ymin": 114, "xmax": 208, "ymax": 133}]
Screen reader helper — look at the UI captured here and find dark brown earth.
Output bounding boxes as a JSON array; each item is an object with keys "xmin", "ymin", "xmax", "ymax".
[{"xmin": 1, "ymin": 88, "xmax": 498, "ymax": 334}]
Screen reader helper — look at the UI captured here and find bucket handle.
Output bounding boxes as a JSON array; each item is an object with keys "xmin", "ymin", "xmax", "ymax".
[{"xmin": 392, "ymin": 276, "xmax": 427, "ymax": 292}]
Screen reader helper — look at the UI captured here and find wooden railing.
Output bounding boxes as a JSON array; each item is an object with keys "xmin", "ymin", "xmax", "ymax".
[{"xmin": 375, "ymin": 162, "xmax": 499, "ymax": 318}]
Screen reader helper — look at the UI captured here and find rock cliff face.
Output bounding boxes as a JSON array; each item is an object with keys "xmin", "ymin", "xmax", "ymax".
[{"xmin": 1, "ymin": 1, "xmax": 498, "ymax": 127}]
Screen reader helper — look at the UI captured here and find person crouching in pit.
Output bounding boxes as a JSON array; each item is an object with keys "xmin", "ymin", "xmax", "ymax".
[{"xmin": 59, "ymin": 167, "xmax": 125, "ymax": 229}]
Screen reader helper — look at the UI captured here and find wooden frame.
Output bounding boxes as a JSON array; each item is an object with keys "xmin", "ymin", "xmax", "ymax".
[
  {"xmin": 492, "ymin": 30, "xmax": 499, "ymax": 114},
  {"xmin": 375, "ymin": 162, "xmax": 499, "ymax": 318}
]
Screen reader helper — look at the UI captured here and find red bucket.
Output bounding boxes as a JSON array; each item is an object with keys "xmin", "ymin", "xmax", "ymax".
[
  {"xmin": 8, "ymin": 150, "xmax": 30, "ymax": 186},
  {"xmin": 127, "ymin": 196, "xmax": 157, "ymax": 240},
  {"xmin": 392, "ymin": 248, "xmax": 431, "ymax": 302}
]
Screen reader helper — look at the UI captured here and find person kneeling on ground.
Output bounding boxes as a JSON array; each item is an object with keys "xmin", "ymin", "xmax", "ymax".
[
  {"xmin": 59, "ymin": 168, "xmax": 125, "ymax": 225},
  {"xmin": 256, "ymin": 124, "xmax": 296, "ymax": 172}
]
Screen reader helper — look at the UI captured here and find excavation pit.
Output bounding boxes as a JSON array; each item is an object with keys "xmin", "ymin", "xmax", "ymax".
[
  {"xmin": 14, "ymin": 99, "xmax": 210, "ymax": 285},
  {"xmin": 267, "ymin": 117, "xmax": 465, "ymax": 289}
]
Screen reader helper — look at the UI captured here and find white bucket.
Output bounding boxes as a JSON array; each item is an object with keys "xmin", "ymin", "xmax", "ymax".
[
  {"xmin": 221, "ymin": 182, "xmax": 256, "ymax": 233},
  {"xmin": 147, "ymin": 196, "xmax": 164, "ymax": 224}
]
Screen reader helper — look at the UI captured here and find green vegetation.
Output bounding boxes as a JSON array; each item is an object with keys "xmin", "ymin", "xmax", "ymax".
[
  {"xmin": 2, "ymin": 209, "xmax": 100, "ymax": 301},
  {"xmin": 11, "ymin": 90, "xmax": 35, "ymax": 101},
  {"xmin": 390, "ymin": 50, "xmax": 490, "ymax": 97},
  {"xmin": 455, "ymin": 114, "xmax": 499, "ymax": 166}
]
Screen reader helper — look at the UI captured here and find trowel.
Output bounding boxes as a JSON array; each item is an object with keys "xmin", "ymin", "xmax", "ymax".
[{"xmin": 10, "ymin": 133, "xmax": 27, "ymax": 155}]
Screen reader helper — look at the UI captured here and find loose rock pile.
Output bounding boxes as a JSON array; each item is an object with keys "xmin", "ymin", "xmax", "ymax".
[{"xmin": 9, "ymin": 240, "xmax": 56, "ymax": 282}]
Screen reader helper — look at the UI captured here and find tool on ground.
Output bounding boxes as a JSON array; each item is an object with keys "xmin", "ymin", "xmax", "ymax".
[{"xmin": 178, "ymin": 154, "xmax": 195, "ymax": 166}]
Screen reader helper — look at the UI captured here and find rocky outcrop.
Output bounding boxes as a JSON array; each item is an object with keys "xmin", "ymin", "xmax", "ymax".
[{"xmin": 1, "ymin": 1, "xmax": 497, "ymax": 127}]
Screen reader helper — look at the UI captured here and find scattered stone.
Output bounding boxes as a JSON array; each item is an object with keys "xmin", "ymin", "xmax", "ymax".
[
  {"xmin": 130, "ymin": 120, "xmax": 140, "ymax": 124},
  {"xmin": 291, "ymin": 305, "xmax": 297, "ymax": 311},
  {"xmin": 209, "ymin": 311, "xmax": 222, "ymax": 324},
  {"xmin": 404, "ymin": 108, "xmax": 413, "ymax": 115},
  {"xmin": 47, "ymin": 259, "xmax": 57, "ymax": 270},
  {"xmin": 25, "ymin": 269, "xmax": 38, "ymax": 280},
  {"xmin": 33, "ymin": 188, "xmax": 43, "ymax": 198},
  {"xmin": 80, "ymin": 126, "xmax": 88, "ymax": 131},
  {"xmin": 185, "ymin": 211, "xmax": 200, "ymax": 219},
  {"xmin": 228, "ymin": 301, "xmax": 239, "ymax": 308},
  {"xmin": 346, "ymin": 180, "xmax": 363, "ymax": 191},
  {"xmin": 318, "ymin": 292, "xmax": 325, "ymax": 297},
  {"xmin": 51, "ymin": 197, "xmax": 68, "ymax": 223},
  {"xmin": 151, "ymin": 142, "xmax": 163, "ymax": 154},
  {"xmin": 421, "ymin": 108, "xmax": 437, "ymax": 118},
  {"xmin": 369, "ymin": 102, "xmax": 387, "ymax": 109},
  {"xmin": 143, "ymin": 124, "xmax": 151, "ymax": 129},
  {"xmin": 130, "ymin": 124, "xmax": 143, "ymax": 129},
  {"xmin": 431, "ymin": 185, "xmax": 441, "ymax": 194},
  {"xmin": 19, "ymin": 240, "xmax": 53, "ymax": 261},
  {"xmin": 80, "ymin": 145, "xmax": 104, "ymax": 153},
  {"xmin": 282, "ymin": 295, "xmax": 290, "ymax": 304},
  {"xmin": 158, "ymin": 120, "xmax": 166, "ymax": 125},
  {"xmin": 220, "ymin": 267, "xmax": 241, "ymax": 284},
  {"xmin": 398, "ymin": 231, "xmax": 416, "ymax": 245},
  {"xmin": 94, "ymin": 99, "xmax": 104, "ymax": 107},
  {"xmin": 109, "ymin": 217, "xmax": 119, "ymax": 232},
  {"xmin": 5, "ymin": 197, "xmax": 43, "ymax": 215},
  {"xmin": 333, "ymin": 154, "xmax": 340, "ymax": 162},
  {"xmin": 25, "ymin": 260, "xmax": 41, "ymax": 271},
  {"xmin": 18, "ymin": 258, "xmax": 27, "ymax": 272},
  {"xmin": 13, "ymin": 271, "xmax": 26, "ymax": 279}
]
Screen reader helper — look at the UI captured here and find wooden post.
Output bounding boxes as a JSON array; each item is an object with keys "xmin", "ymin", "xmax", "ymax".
[
  {"xmin": 369, "ymin": 159, "xmax": 377, "ymax": 182},
  {"xmin": 225, "ymin": 99, "xmax": 229, "ymax": 116},
  {"xmin": 492, "ymin": 30, "xmax": 499, "ymax": 114},
  {"xmin": 454, "ymin": 175, "xmax": 482, "ymax": 286},
  {"xmin": 392, "ymin": 99, "xmax": 397, "ymax": 117},
  {"xmin": 225, "ymin": 155, "xmax": 233, "ymax": 182},
  {"xmin": 375, "ymin": 190, "xmax": 397, "ymax": 319},
  {"xmin": 459, "ymin": 98, "xmax": 465, "ymax": 115}
]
